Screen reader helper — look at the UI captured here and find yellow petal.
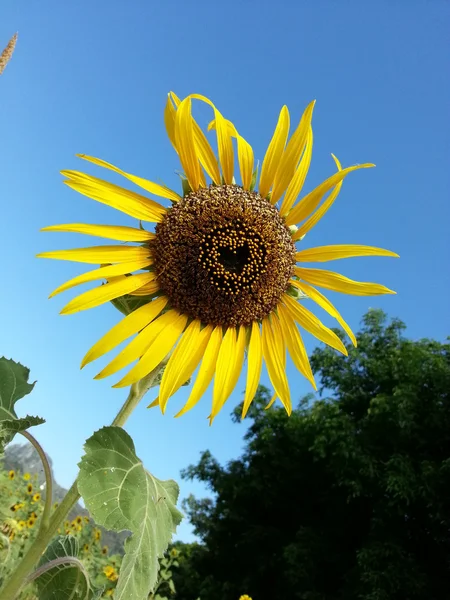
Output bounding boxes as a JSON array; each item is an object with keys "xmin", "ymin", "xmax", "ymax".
[
  {"xmin": 113, "ymin": 312, "xmax": 188, "ymax": 387},
  {"xmin": 49, "ymin": 259, "xmax": 151, "ymax": 298},
  {"xmin": 170, "ymin": 92, "xmax": 221, "ymax": 185},
  {"xmin": 193, "ymin": 125, "xmax": 221, "ymax": 185},
  {"xmin": 187, "ymin": 93, "xmax": 234, "ymax": 184},
  {"xmin": 159, "ymin": 321, "xmax": 214, "ymax": 413},
  {"xmin": 175, "ymin": 326, "xmax": 223, "ymax": 418},
  {"xmin": 41, "ymin": 223, "xmax": 154, "ymax": 242},
  {"xmin": 81, "ymin": 296, "xmax": 169, "ymax": 367},
  {"xmin": 129, "ymin": 280, "xmax": 160, "ymax": 296},
  {"xmin": 283, "ymin": 293, "xmax": 348, "ymax": 355},
  {"xmin": 207, "ymin": 112, "xmax": 253, "ymax": 189},
  {"xmin": 214, "ymin": 108, "xmax": 234, "ymax": 185},
  {"xmin": 174, "ymin": 97, "xmax": 205, "ymax": 191},
  {"xmin": 237, "ymin": 135, "xmax": 254, "ymax": 190},
  {"xmin": 211, "ymin": 326, "xmax": 246, "ymax": 421},
  {"xmin": 164, "ymin": 94, "xmax": 177, "ymax": 150},
  {"xmin": 272, "ymin": 101, "xmax": 315, "ymax": 204},
  {"xmin": 294, "ymin": 267, "xmax": 397, "ymax": 296},
  {"xmin": 207, "ymin": 116, "xmax": 238, "ymax": 137},
  {"xmin": 75, "ymin": 155, "xmax": 182, "ymax": 202},
  {"xmin": 285, "ymin": 163, "xmax": 375, "ymax": 226},
  {"xmin": 242, "ymin": 322, "xmax": 263, "ymax": 418},
  {"xmin": 60, "ymin": 272, "xmax": 155, "ymax": 315},
  {"xmin": 292, "ymin": 154, "xmax": 342, "ymax": 240},
  {"xmin": 95, "ymin": 308, "xmax": 177, "ymax": 379},
  {"xmin": 62, "ymin": 171, "xmax": 167, "ymax": 222},
  {"xmin": 258, "ymin": 106, "xmax": 290, "ymax": 199},
  {"xmin": 37, "ymin": 245, "xmax": 151, "ymax": 264},
  {"xmin": 289, "ymin": 280, "xmax": 356, "ymax": 347},
  {"xmin": 277, "ymin": 303, "xmax": 316, "ymax": 388},
  {"xmin": 280, "ymin": 127, "xmax": 313, "ymax": 216},
  {"xmin": 296, "ymin": 244, "xmax": 399, "ymax": 262},
  {"xmin": 265, "ymin": 393, "xmax": 277, "ymax": 410},
  {"xmin": 147, "ymin": 396, "xmax": 160, "ymax": 409},
  {"xmin": 261, "ymin": 316, "xmax": 291, "ymax": 414}
]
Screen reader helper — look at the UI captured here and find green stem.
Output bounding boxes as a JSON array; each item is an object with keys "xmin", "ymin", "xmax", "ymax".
[
  {"xmin": 0, "ymin": 366, "xmax": 161, "ymax": 600},
  {"xmin": 20, "ymin": 430, "xmax": 53, "ymax": 530}
]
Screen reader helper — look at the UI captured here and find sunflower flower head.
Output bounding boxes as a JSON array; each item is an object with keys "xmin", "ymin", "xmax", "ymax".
[
  {"xmin": 26, "ymin": 483, "xmax": 33, "ymax": 494},
  {"xmin": 27, "ymin": 517, "xmax": 36, "ymax": 528},
  {"xmin": 23, "ymin": 472, "xmax": 31, "ymax": 481},
  {"xmin": 102, "ymin": 545, "xmax": 108, "ymax": 555},
  {"xmin": 32, "ymin": 493, "xmax": 41, "ymax": 503},
  {"xmin": 239, "ymin": 596, "xmax": 253, "ymax": 600},
  {"xmin": 94, "ymin": 528, "xmax": 101, "ymax": 541},
  {"xmin": 103, "ymin": 565, "xmax": 118, "ymax": 582},
  {"xmin": 8, "ymin": 470, "xmax": 15, "ymax": 480},
  {"xmin": 39, "ymin": 92, "xmax": 398, "ymax": 421}
]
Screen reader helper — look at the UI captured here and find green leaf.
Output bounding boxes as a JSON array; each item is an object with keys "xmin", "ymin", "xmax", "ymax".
[
  {"xmin": 35, "ymin": 536, "xmax": 91, "ymax": 600},
  {"xmin": 78, "ymin": 427, "xmax": 183, "ymax": 600},
  {"xmin": 0, "ymin": 357, "xmax": 42, "ymax": 449},
  {"xmin": 0, "ymin": 415, "xmax": 45, "ymax": 453},
  {"xmin": 0, "ymin": 357, "xmax": 35, "ymax": 420},
  {"xmin": 111, "ymin": 293, "xmax": 158, "ymax": 316}
]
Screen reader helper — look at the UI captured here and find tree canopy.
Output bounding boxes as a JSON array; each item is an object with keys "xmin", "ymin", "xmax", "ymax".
[{"xmin": 175, "ymin": 310, "xmax": 450, "ymax": 600}]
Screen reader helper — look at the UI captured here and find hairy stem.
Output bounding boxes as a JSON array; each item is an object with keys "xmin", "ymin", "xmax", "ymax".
[
  {"xmin": 0, "ymin": 366, "xmax": 162, "ymax": 600},
  {"xmin": 20, "ymin": 430, "xmax": 53, "ymax": 530}
]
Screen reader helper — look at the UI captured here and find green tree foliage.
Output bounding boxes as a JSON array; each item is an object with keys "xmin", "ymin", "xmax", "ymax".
[{"xmin": 177, "ymin": 310, "xmax": 450, "ymax": 600}]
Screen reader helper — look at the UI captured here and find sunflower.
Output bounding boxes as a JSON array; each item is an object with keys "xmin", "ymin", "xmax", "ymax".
[
  {"xmin": 102, "ymin": 545, "xmax": 108, "ymax": 555},
  {"xmin": 94, "ymin": 528, "xmax": 101, "ymax": 541},
  {"xmin": 26, "ymin": 483, "xmax": 33, "ymax": 494},
  {"xmin": 103, "ymin": 565, "xmax": 118, "ymax": 582},
  {"xmin": 32, "ymin": 493, "xmax": 41, "ymax": 503},
  {"xmin": 8, "ymin": 470, "xmax": 15, "ymax": 480},
  {"xmin": 23, "ymin": 473, "xmax": 31, "ymax": 481},
  {"xmin": 38, "ymin": 93, "xmax": 398, "ymax": 420},
  {"xmin": 239, "ymin": 596, "xmax": 252, "ymax": 600},
  {"xmin": 27, "ymin": 517, "xmax": 36, "ymax": 528}
]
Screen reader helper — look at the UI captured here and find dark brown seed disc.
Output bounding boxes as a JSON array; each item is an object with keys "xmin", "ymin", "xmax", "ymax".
[{"xmin": 151, "ymin": 184, "xmax": 296, "ymax": 327}]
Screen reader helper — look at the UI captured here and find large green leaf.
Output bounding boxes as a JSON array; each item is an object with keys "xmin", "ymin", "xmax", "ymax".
[
  {"xmin": 78, "ymin": 426, "xmax": 183, "ymax": 600},
  {"xmin": 0, "ymin": 357, "xmax": 43, "ymax": 449},
  {"xmin": 0, "ymin": 357, "xmax": 35, "ymax": 420},
  {"xmin": 35, "ymin": 536, "xmax": 90, "ymax": 600}
]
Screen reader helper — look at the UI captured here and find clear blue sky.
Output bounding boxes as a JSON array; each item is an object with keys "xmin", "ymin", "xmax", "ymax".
[{"xmin": 1, "ymin": 1, "xmax": 449, "ymax": 542}]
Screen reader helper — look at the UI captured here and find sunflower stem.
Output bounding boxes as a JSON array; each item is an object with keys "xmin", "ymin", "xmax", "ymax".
[
  {"xmin": 0, "ymin": 366, "xmax": 162, "ymax": 600},
  {"xmin": 20, "ymin": 430, "xmax": 53, "ymax": 531}
]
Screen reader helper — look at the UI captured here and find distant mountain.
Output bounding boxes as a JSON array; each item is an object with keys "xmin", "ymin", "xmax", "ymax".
[{"xmin": 3, "ymin": 443, "xmax": 128, "ymax": 555}]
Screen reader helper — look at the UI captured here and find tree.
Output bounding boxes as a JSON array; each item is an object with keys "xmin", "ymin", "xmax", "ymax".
[{"xmin": 177, "ymin": 310, "xmax": 450, "ymax": 600}]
